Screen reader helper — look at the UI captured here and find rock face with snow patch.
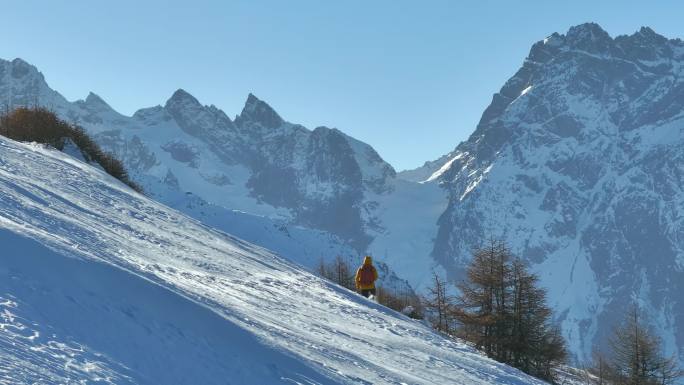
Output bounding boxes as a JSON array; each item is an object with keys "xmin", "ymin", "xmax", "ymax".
[{"xmin": 419, "ymin": 23, "xmax": 684, "ymax": 363}]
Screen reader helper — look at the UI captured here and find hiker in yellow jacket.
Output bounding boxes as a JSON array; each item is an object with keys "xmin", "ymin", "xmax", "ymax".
[{"xmin": 355, "ymin": 256, "xmax": 378, "ymax": 298}]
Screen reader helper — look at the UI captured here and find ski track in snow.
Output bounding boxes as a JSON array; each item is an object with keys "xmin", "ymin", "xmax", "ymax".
[{"xmin": 0, "ymin": 138, "xmax": 547, "ymax": 384}]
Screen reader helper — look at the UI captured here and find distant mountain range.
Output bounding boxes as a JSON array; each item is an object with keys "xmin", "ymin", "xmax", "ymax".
[{"xmin": 1, "ymin": 22, "xmax": 682, "ymax": 365}]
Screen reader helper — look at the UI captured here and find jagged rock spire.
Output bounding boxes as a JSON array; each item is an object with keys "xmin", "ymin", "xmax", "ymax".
[{"xmin": 236, "ymin": 93, "xmax": 284, "ymax": 129}]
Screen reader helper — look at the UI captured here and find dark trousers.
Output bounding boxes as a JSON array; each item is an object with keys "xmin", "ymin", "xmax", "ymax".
[{"xmin": 360, "ymin": 288, "xmax": 376, "ymax": 298}]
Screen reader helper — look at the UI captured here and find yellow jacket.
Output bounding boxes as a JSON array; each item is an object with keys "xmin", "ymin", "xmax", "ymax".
[{"xmin": 355, "ymin": 256, "xmax": 378, "ymax": 290}]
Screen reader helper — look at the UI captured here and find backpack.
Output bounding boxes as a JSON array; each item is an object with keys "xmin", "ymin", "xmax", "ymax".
[{"xmin": 358, "ymin": 265, "xmax": 376, "ymax": 285}]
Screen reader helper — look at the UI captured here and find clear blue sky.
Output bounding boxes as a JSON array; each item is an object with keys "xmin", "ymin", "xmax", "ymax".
[{"xmin": 2, "ymin": 1, "xmax": 683, "ymax": 170}]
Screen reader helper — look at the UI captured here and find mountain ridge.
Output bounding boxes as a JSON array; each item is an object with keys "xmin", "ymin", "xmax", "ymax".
[{"xmin": 423, "ymin": 22, "xmax": 684, "ymax": 365}]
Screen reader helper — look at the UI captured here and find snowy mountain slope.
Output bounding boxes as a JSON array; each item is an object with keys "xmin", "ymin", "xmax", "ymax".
[
  {"xmin": 170, "ymin": 192, "xmax": 413, "ymax": 293},
  {"xmin": 0, "ymin": 230, "xmax": 330, "ymax": 385},
  {"xmin": 0, "ymin": 136, "xmax": 548, "ymax": 384},
  {"xmin": 423, "ymin": 23, "xmax": 684, "ymax": 365}
]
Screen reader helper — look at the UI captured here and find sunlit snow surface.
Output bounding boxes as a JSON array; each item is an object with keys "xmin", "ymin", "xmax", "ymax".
[{"xmin": 0, "ymin": 137, "xmax": 547, "ymax": 384}]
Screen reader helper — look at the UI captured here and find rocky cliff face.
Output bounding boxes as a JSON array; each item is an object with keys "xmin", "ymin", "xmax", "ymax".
[{"xmin": 423, "ymin": 23, "xmax": 684, "ymax": 362}]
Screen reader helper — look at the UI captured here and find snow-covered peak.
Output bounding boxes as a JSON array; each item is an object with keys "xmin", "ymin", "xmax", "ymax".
[
  {"xmin": 164, "ymin": 88, "xmax": 202, "ymax": 111},
  {"xmin": 162, "ymin": 88, "xmax": 235, "ymax": 139},
  {"xmin": 73, "ymin": 91, "xmax": 117, "ymax": 114},
  {"xmin": 526, "ymin": 23, "xmax": 613, "ymax": 63},
  {"xmin": 526, "ymin": 23, "xmax": 684, "ymax": 66},
  {"xmin": 0, "ymin": 57, "xmax": 67, "ymax": 109},
  {"xmin": 236, "ymin": 93, "xmax": 284, "ymax": 129},
  {"xmin": 622, "ymin": 25, "xmax": 676, "ymax": 48},
  {"xmin": 6, "ymin": 57, "xmax": 44, "ymax": 81},
  {"xmin": 633, "ymin": 26, "xmax": 666, "ymax": 42},
  {"xmin": 85, "ymin": 91, "xmax": 107, "ymax": 105},
  {"xmin": 615, "ymin": 26, "xmax": 677, "ymax": 61},
  {"xmin": 565, "ymin": 22, "xmax": 613, "ymax": 52},
  {"xmin": 411, "ymin": 23, "xmax": 684, "ymax": 188}
]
